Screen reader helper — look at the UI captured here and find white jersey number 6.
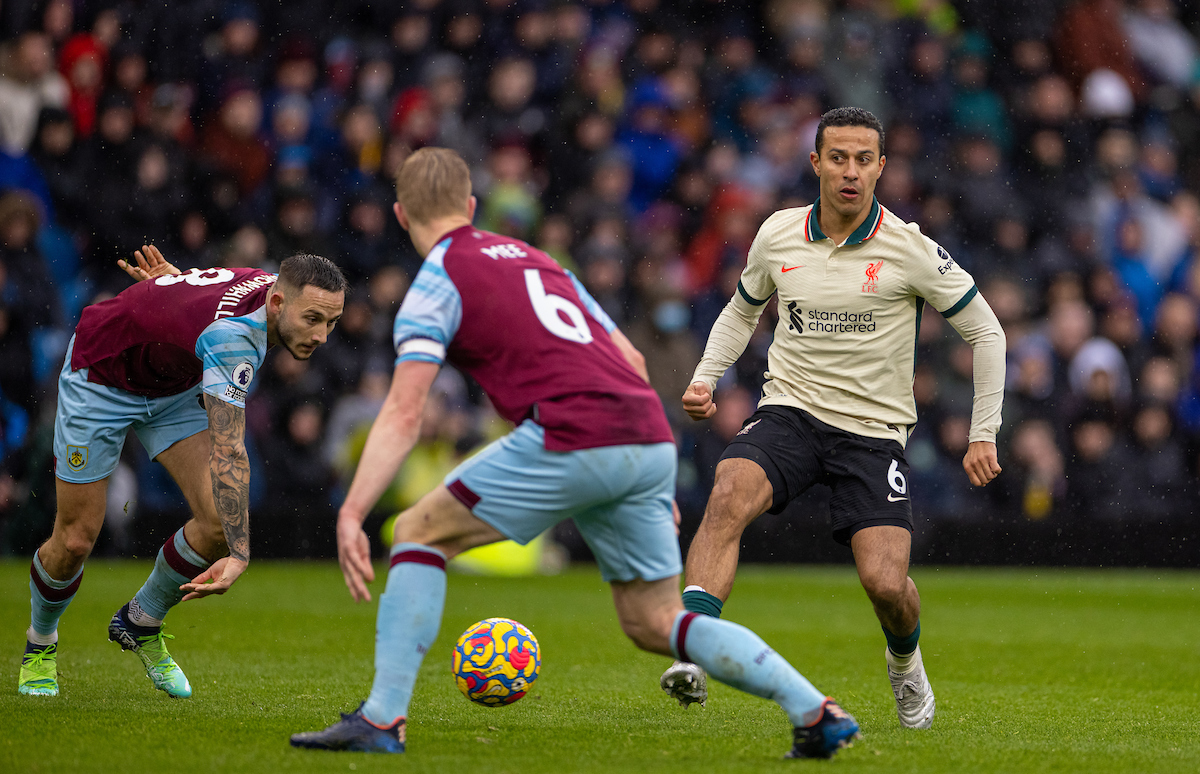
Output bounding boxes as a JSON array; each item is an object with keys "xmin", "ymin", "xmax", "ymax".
[{"xmin": 524, "ymin": 269, "xmax": 594, "ymax": 344}]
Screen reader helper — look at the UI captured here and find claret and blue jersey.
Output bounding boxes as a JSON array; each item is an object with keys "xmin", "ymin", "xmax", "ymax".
[
  {"xmin": 70, "ymin": 267, "xmax": 277, "ymax": 408},
  {"xmin": 392, "ymin": 225, "xmax": 673, "ymax": 451},
  {"xmin": 54, "ymin": 267, "xmax": 278, "ymax": 483}
]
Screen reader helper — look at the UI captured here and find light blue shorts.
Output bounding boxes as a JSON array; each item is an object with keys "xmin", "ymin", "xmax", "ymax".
[
  {"xmin": 53, "ymin": 337, "xmax": 209, "ymax": 484},
  {"xmin": 445, "ymin": 420, "xmax": 682, "ymax": 583}
]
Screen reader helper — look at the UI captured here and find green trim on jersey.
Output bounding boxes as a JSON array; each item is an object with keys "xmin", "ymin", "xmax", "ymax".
[
  {"xmin": 804, "ymin": 197, "xmax": 883, "ymax": 246},
  {"xmin": 737, "ymin": 280, "xmax": 771, "ymax": 306},
  {"xmin": 845, "ymin": 198, "xmax": 884, "ymax": 245},
  {"xmin": 805, "ymin": 201, "xmax": 826, "ymax": 241},
  {"xmin": 942, "ymin": 285, "xmax": 978, "ymax": 318},
  {"xmin": 913, "ymin": 298, "xmax": 925, "ymax": 375}
]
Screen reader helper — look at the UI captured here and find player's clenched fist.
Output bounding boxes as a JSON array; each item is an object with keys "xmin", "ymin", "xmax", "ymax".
[
  {"xmin": 682, "ymin": 381, "xmax": 717, "ymax": 420},
  {"xmin": 962, "ymin": 441, "xmax": 1002, "ymax": 487}
]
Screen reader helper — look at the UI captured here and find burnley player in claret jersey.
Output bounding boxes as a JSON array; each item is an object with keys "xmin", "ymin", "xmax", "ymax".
[
  {"xmin": 290, "ymin": 148, "xmax": 861, "ymax": 760},
  {"xmin": 17, "ymin": 247, "xmax": 345, "ymax": 699}
]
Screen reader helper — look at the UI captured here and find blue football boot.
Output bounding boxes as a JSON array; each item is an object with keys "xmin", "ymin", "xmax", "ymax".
[
  {"xmin": 786, "ymin": 698, "xmax": 861, "ymax": 759},
  {"xmin": 290, "ymin": 704, "xmax": 406, "ymax": 753}
]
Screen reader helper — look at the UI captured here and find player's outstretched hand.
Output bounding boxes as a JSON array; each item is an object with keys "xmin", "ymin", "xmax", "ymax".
[
  {"xmin": 118, "ymin": 244, "xmax": 181, "ymax": 281},
  {"xmin": 682, "ymin": 381, "xmax": 717, "ymax": 421},
  {"xmin": 180, "ymin": 556, "xmax": 248, "ymax": 601},
  {"xmin": 337, "ymin": 515, "xmax": 376, "ymax": 603},
  {"xmin": 963, "ymin": 441, "xmax": 1002, "ymax": 487}
]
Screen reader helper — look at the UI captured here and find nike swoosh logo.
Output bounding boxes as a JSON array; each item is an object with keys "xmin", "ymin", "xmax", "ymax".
[
  {"xmin": 781, "ymin": 265, "xmax": 804, "ymax": 272},
  {"xmin": 887, "ymin": 494, "xmax": 908, "ymax": 502}
]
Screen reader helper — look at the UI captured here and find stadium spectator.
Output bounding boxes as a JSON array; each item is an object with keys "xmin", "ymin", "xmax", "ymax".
[
  {"xmin": 259, "ymin": 399, "xmax": 338, "ymax": 557},
  {"xmin": 1123, "ymin": 0, "xmax": 1198, "ymax": 90},
  {"xmin": 0, "ymin": 32, "xmax": 68, "ymax": 155},
  {"xmin": 1054, "ymin": 0, "xmax": 1145, "ymax": 101},
  {"xmin": 1, "ymin": 0, "xmax": 1199, "ymax": 571},
  {"xmin": 200, "ymin": 82, "xmax": 271, "ymax": 197}
]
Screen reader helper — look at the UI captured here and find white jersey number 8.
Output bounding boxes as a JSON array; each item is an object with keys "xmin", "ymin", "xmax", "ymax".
[
  {"xmin": 524, "ymin": 268, "xmax": 593, "ymax": 344},
  {"xmin": 155, "ymin": 267, "xmax": 236, "ymax": 287}
]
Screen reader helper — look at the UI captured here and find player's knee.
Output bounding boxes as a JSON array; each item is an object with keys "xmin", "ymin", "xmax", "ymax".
[
  {"xmin": 59, "ymin": 529, "xmax": 97, "ymax": 563},
  {"xmin": 863, "ymin": 572, "xmax": 908, "ymax": 610},
  {"xmin": 391, "ymin": 508, "xmax": 446, "ymax": 551}
]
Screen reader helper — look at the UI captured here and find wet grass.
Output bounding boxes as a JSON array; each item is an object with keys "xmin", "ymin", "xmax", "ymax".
[{"xmin": 2, "ymin": 561, "xmax": 1198, "ymax": 773}]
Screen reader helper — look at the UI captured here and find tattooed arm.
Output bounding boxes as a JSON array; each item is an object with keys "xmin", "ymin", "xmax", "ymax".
[{"xmin": 180, "ymin": 394, "xmax": 251, "ymax": 601}]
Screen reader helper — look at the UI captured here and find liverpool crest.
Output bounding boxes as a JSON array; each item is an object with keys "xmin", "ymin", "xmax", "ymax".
[{"xmin": 862, "ymin": 260, "xmax": 883, "ymax": 293}]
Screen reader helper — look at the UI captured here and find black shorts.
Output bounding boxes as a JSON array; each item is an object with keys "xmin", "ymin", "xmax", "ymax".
[{"xmin": 719, "ymin": 405, "xmax": 913, "ymax": 546}]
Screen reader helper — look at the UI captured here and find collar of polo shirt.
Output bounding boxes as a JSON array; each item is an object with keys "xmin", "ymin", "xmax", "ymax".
[{"xmin": 804, "ymin": 196, "xmax": 884, "ymax": 246}]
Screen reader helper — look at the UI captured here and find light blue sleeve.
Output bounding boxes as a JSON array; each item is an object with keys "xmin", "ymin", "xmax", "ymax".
[
  {"xmin": 566, "ymin": 269, "xmax": 617, "ymax": 334},
  {"xmin": 393, "ymin": 238, "xmax": 462, "ymax": 365},
  {"xmin": 195, "ymin": 306, "xmax": 269, "ymax": 408}
]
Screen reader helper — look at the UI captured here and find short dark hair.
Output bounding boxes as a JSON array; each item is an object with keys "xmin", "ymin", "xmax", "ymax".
[
  {"xmin": 815, "ymin": 107, "xmax": 885, "ymax": 157},
  {"xmin": 278, "ymin": 253, "xmax": 348, "ymax": 295}
]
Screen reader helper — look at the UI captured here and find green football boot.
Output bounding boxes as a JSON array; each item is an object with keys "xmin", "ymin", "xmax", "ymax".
[
  {"xmin": 108, "ymin": 605, "xmax": 193, "ymax": 698},
  {"xmin": 18, "ymin": 641, "xmax": 59, "ymax": 696}
]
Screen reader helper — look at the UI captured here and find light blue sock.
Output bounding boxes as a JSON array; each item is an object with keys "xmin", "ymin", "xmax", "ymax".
[
  {"xmin": 131, "ymin": 528, "xmax": 212, "ymax": 623},
  {"xmin": 361, "ymin": 543, "xmax": 447, "ymax": 728},
  {"xmin": 671, "ymin": 611, "xmax": 826, "ymax": 727},
  {"xmin": 29, "ymin": 552, "xmax": 83, "ymax": 637}
]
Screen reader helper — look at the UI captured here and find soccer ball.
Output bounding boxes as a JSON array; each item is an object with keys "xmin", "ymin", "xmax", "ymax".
[{"xmin": 452, "ymin": 617, "xmax": 541, "ymax": 706}]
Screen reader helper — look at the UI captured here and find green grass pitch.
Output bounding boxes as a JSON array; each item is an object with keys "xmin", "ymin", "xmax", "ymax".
[{"xmin": 2, "ymin": 560, "xmax": 1198, "ymax": 773}]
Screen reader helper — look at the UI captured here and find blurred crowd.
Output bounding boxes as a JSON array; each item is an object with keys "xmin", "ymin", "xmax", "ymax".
[{"xmin": 1, "ymin": 0, "xmax": 1199, "ymax": 560}]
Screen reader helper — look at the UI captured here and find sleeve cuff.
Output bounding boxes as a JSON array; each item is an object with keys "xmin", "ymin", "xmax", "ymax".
[{"xmin": 396, "ymin": 337, "xmax": 446, "ymax": 362}]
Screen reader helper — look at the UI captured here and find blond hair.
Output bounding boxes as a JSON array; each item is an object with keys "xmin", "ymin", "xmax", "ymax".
[{"xmin": 395, "ymin": 147, "xmax": 472, "ymax": 224}]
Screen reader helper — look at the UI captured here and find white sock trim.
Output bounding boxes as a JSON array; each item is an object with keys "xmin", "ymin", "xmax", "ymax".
[
  {"xmin": 127, "ymin": 597, "xmax": 163, "ymax": 628},
  {"xmin": 682, "ymin": 585, "xmax": 708, "ymax": 594},
  {"xmin": 27, "ymin": 626, "xmax": 58, "ymax": 646},
  {"xmin": 887, "ymin": 643, "xmax": 922, "ymax": 674}
]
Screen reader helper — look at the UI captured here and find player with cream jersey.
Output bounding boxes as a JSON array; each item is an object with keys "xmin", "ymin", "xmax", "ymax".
[
  {"xmin": 662, "ymin": 108, "xmax": 1006, "ymax": 733},
  {"xmin": 708, "ymin": 195, "xmax": 992, "ymax": 447}
]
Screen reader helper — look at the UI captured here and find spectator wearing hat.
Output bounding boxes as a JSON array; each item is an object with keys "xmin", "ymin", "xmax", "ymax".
[
  {"xmin": 618, "ymin": 77, "xmax": 684, "ymax": 213},
  {"xmin": 56, "ymin": 31, "xmax": 105, "ymax": 139}
]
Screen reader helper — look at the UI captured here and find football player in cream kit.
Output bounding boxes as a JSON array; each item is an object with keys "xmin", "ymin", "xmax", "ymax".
[{"xmin": 661, "ymin": 107, "xmax": 1006, "ymax": 729}]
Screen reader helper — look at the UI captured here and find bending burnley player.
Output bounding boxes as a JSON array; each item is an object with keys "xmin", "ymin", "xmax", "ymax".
[
  {"xmin": 18, "ymin": 246, "xmax": 345, "ymax": 698},
  {"xmin": 660, "ymin": 107, "xmax": 1006, "ymax": 729},
  {"xmin": 290, "ymin": 147, "xmax": 860, "ymax": 759}
]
